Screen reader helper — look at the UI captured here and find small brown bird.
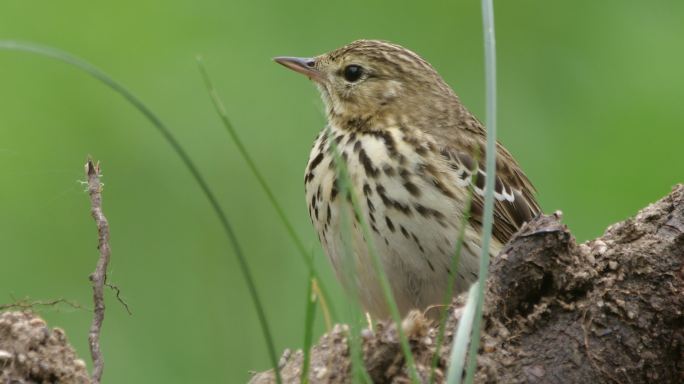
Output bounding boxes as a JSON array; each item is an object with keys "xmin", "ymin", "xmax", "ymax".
[{"xmin": 275, "ymin": 40, "xmax": 540, "ymax": 318}]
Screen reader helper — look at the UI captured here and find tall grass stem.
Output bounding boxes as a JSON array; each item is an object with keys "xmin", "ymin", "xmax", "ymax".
[
  {"xmin": 301, "ymin": 272, "xmax": 317, "ymax": 383},
  {"xmin": 464, "ymin": 1, "xmax": 498, "ymax": 382},
  {"xmin": 196, "ymin": 58, "xmax": 337, "ymax": 321},
  {"xmin": 428, "ymin": 186, "xmax": 475, "ymax": 383},
  {"xmin": 446, "ymin": 283, "xmax": 479, "ymax": 384}
]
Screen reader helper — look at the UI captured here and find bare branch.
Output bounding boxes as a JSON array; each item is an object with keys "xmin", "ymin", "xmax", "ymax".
[{"xmin": 85, "ymin": 158, "xmax": 110, "ymax": 384}]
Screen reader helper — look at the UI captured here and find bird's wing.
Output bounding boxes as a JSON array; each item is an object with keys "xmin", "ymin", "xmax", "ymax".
[{"xmin": 438, "ymin": 136, "xmax": 541, "ymax": 245}]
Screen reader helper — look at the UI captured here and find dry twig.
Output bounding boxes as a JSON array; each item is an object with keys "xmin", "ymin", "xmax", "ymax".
[{"xmin": 85, "ymin": 158, "xmax": 110, "ymax": 384}]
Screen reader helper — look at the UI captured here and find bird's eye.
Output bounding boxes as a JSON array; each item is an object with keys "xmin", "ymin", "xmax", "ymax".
[{"xmin": 343, "ymin": 65, "xmax": 363, "ymax": 82}]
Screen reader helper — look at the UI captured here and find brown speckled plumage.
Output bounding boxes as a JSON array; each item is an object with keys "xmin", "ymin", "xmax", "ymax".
[{"xmin": 276, "ymin": 40, "xmax": 541, "ymax": 318}]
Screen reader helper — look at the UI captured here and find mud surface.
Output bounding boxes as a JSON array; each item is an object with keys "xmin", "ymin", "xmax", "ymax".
[{"xmin": 0, "ymin": 311, "xmax": 91, "ymax": 384}]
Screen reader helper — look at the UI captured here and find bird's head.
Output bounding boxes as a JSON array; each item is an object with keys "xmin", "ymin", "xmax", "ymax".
[{"xmin": 275, "ymin": 40, "xmax": 458, "ymax": 132}]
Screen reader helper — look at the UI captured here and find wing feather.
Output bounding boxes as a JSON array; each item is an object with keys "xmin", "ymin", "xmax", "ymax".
[{"xmin": 438, "ymin": 139, "xmax": 540, "ymax": 244}]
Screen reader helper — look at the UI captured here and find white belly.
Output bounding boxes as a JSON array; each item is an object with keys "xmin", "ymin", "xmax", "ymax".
[{"xmin": 305, "ymin": 126, "xmax": 498, "ymax": 318}]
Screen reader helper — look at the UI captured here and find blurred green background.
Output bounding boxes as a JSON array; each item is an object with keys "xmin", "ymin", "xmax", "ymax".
[{"xmin": 1, "ymin": 0, "xmax": 682, "ymax": 382}]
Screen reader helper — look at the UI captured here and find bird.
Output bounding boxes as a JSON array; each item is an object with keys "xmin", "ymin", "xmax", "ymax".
[{"xmin": 274, "ymin": 40, "xmax": 540, "ymax": 319}]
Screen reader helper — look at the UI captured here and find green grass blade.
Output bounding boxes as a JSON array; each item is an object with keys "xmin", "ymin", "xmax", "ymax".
[
  {"xmin": 429, "ymin": 185, "xmax": 475, "ymax": 383},
  {"xmin": 196, "ymin": 58, "xmax": 338, "ymax": 321},
  {"xmin": 301, "ymin": 267, "xmax": 317, "ymax": 383},
  {"xmin": 324, "ymin": 127, "xmax": 421, "ymax": 383},
  {"xmin": 464, "ymin": 0, "xmax": 498, "ymax": 382},
  {"xmin": 348, "ymin": 306, "xmax": 373, "ymax": 384},
  {"xmin": 0, "ymin": 40, "xmax": 282, "ymax": 384},
  {"xmin": 337, "ymin": 178, "xmax": 373, "ymax": 384},
  {"xmin": 446, "ymin": 283, "xmax": 479, "ymax": 384}
]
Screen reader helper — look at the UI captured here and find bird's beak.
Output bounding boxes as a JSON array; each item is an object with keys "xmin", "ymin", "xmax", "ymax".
[{"xmin": 273, "ymin": 56, "xmax": 323, "ymax": 83}]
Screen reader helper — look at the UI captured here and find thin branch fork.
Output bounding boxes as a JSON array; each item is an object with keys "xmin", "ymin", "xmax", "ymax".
[{"xmin": 85, "ymin": 158, "xmax": 111, "ymax": 384}]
